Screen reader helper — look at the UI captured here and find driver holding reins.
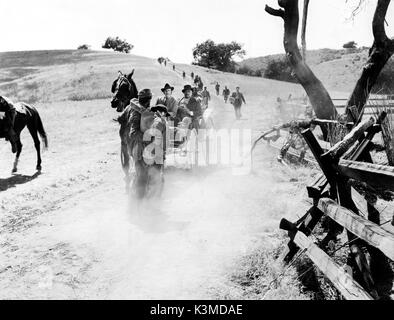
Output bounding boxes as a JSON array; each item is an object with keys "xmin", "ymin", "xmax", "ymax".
[{"xmin": 177, "ymin": 84, "xmax": 203, "ymax": 130}]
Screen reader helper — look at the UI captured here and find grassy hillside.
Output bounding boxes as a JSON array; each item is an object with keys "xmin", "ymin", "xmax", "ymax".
[
  {"xmin": 0, "ymin": 49, "xmax": 311, "ymax": 105},
  {"xmin": 241, "ymin": 47, "xmax": 394, "ymax": 94},
  {"xmin": 0, "ymin": 49, "xmax": 186, "ymax": 104}
]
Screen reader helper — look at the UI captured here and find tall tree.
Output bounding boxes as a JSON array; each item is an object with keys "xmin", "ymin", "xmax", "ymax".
[
  {"xmin": 266, "ymin": 0, "xmax": 338, "ymax": 139},
  {"xmin": 193, "ymin": 40, "xmax": 245, "ymax": 72},
  {"xmin": 266, "ymin": 0, "xmax": 394, "ymax": 137}
]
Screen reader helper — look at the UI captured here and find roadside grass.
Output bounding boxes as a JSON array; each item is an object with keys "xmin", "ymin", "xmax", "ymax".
[
  {"xmin": 209, "ymin": 234, "xmax": 312, "ymax": 300},
  {"xmin": 68, "ymin": 92, "xmax": 113, "ymax": 101}
]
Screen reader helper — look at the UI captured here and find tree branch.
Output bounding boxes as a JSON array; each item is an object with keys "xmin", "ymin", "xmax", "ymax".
[
  {"xmin": 265, "ymin": 5, "xmax": 285, "ymax": 18},
  {"xmin": 301, "ymin": 0, "xmax": 310, "ymax": 61},
  {"xmin": 373, "ymin": 0, "xmax": 390, "ymax": 43},
  {"xmin": 266, "ymin": 0, "xmax": 338, "ymax": 139},
  {"xmin": 346, "ymin": 0, "xmax": 394, "ymax": 122}
]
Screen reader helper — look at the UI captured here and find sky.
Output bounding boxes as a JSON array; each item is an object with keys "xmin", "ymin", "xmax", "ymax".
[{"xmin": 1, "ymin": 0, "xmax": 393, "ymax": 63}]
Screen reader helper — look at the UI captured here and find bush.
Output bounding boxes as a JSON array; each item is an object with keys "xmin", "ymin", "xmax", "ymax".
[
  {"xmin": 263, "ymin": 58, "xmax": 297, "ymax": 83},
  {"xmin": 77, "ymin": 44, "xmax": 90, "ymax": 50},
  {"xmin": 343, "ymin": 41, "xmax": 357, "ymax": 49},
  {"xmin": 102, "ymin": 37, "xmax": 133, "ymax": 53},
  {"xmin": 374, "ymin": 59, "xmax": 394, "ymax": 93},
  {"xmin": 236, "ymin": 65, "xmax": 262, "ymax": 77},
  {"xmin": 193, "ymin": 40, "xmax": 245, "ymax": 72}
]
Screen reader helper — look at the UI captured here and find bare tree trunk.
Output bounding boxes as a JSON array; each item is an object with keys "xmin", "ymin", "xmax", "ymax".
[
  {"xmin": 301, "ymin": 0, "xmax": 310, "ymax": 62},
  {"xmin": 266, "ymin": 0, "xmax": 338, "ymax": 139},
  {"xmin": 346, "ymin": 0, "xmax": 394, "ymax": 122}
]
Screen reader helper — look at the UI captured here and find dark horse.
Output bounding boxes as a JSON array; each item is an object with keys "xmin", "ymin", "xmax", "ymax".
[
  {"xmin": 111, "ymin": 70, "xmax": 138, "ymax": 112},
  {"xmin": 111, "ymin": 70, "xmax": 139, "ymax": 192},
  {"xmin": 0, "ymin": 102, "xmax": 48, "ymax": 173}
]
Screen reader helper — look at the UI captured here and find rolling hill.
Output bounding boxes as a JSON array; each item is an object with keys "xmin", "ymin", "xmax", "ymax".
[{"xmin": 241, "ymin": 47, "xmax": 394, "ymax": 94}]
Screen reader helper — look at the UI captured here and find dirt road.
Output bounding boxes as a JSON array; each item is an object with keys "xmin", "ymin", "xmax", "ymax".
[{"xmin": 0, "ymin": 70, "xmax": 311, "ymax": 299}]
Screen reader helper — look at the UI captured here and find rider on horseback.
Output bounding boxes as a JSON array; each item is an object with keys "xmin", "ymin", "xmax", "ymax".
[
  {"xmin": 0, "ymin": 96, "xmax": 17, "ymax": 153},
  {"xmin": 118, "ymin": 89, "xmax": 153, "ymax": 161}
]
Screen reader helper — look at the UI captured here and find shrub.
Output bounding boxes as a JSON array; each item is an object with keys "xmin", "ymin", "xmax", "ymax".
[
  {"xmin": 236, "ymin": 65, "xmax": 263, "ymax": 77},
  {"xmin": 77, "ymin": 44, "xmax": 90, "ymax": 50},
  {"xmin": 102, "ymin": 37, "xmax": 133, "ymax": 53},
  {"xmin": 263, "ymin": 58, "xmax": 297, "ymax": 83},
  {"xmin": 374, "ymin": 60, "xmax": 394, "ymax": 93},
  {"xmin": 343, "ymin": 41, "xmax": 357, "ymax": 49},
  {"xmin": 193, "ymin": 40, "xmax": 245, "ymax": 72}
]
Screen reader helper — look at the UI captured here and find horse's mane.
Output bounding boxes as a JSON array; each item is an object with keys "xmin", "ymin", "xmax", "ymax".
[{"xmin": 127, "ymin": 76, "xmax": 138, "ymax": 99}]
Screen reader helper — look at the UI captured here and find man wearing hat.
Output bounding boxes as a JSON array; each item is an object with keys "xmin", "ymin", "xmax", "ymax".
[
  {"xmin": 118, "ymin": 88, "xmax": 153, "ymax": 161},
  {"xmin": 230, "ymin": 86, "xmax": 246, "ymax": 120},
  {"xmin": 215, "ymin": 82, "xmax": 220, "ymax": 96},
  {"xmin": 222, "ymin": 86, "xmax": 230, "ymax": 103},
  {"xmin": 177, "ymin": 84, "xmax": 203, "ymax": 130},
  {"xmin": 201, "ymin": 87, "xmax": 211, "ymax": 108},
  {"xmin": 156, "ymin": 83, "xmax": 178, "ymax": 120}
]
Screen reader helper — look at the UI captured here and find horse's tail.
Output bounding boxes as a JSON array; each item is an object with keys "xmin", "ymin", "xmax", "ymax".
[{"xmin": 33, "ymin": 108, "xmax": 48, "ymax": 149}]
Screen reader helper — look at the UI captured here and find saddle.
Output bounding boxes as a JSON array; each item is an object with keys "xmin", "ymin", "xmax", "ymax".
[{"xmin": 15, "ymin": 102, "xmax": 33, "ymax": 116}]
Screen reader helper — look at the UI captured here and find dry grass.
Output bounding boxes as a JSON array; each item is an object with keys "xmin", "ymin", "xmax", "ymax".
[
  {"xmin": 211, "ymin": 231, "xmax": 344, "ymax": 300},
  {"xmin": 68, "ymin": 92, "xmax": 113, "ymax": 101},
  {"xmin": 208, "ymin": 234, "xmax": 311, "ymax": 300}
]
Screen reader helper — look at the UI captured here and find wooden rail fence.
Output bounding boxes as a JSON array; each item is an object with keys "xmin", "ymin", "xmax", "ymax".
[{"xmin": 277, "ymin": 111, "xmax": 394, "ymax": 300}]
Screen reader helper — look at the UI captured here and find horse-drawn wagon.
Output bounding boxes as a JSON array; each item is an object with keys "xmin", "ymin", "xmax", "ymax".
[{"xmin": 165, "ymin": 106, "xmax": 215, "ymax": 169}]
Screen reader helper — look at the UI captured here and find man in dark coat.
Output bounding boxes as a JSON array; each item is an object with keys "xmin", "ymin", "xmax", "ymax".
[
  {"xmin": 215, "ymin": 82, "xmax": 220, "ymax": 96},
  {"xmin": 118, "ymin": 89, "xmax": 155, "ymax": 198},
  {"xmin": 118, "ymin": 89, "xmax": 153, "ymax": 162},
  {"xmin": 198, "ymin": 79, "xmax": 204, "ymax": 91},
  {"xmin": 0, "ymin": 96, "xmax": 17, "ymax": 153},
  {"xmin": 182, "ymin": 71, "xmax": 186, "ymax": 79},
  {"xmin": 230, "ymin": 86, "xmax": 246, "ymax": 120},
  {"xmin": 201, "ymin": 87, "xmax": 211, "ymax": 108},
  {"xmin": 177, "ymin": 84, "xmax": 202, "ymax": 130},
  {"xmin": 156, "ymin": 83, "xmax": 178, "ymax": 120},
  {"xmin": 222, "ymin": 86, "xmax": 230, "ymax": 103}
]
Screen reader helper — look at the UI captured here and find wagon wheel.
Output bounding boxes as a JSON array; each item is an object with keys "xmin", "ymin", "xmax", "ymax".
[{"xmin": 203, "ymin": 116, "xmax": 215, "ymax": 130}]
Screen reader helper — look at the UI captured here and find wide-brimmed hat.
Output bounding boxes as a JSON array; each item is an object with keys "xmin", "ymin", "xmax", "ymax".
[
  {"xmin": 161, "ymin": 83, "xmax": 174, "ymax": 93},
  {"xmin": 182, "ymin": 84, "xmax": 193, "ymax": 93},
  {"xmin": 150, "ymin": 104, "xmax": 170, "ymax": 116},
  {"xmin": 138, "ymin": 88, "xmax": 152, "ymax": 99}
]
